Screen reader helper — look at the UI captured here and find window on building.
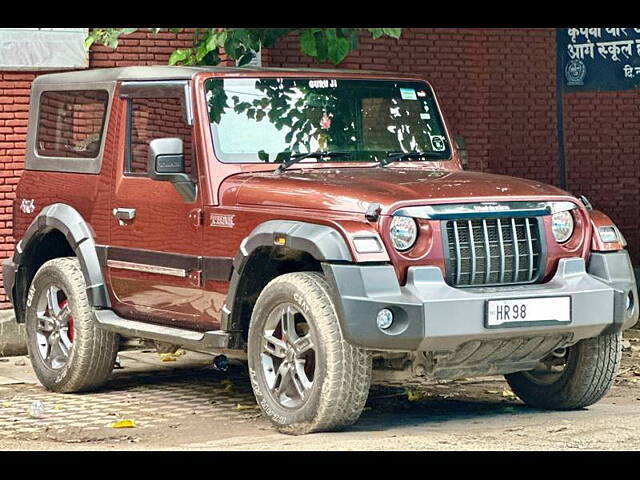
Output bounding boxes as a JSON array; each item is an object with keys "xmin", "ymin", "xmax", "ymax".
[
  {"xmin": 36, "ymin": 90, "xmax": 109, "ymax": 159},
  {"xmin": 126, "ymin": 97, "xmax": 195, "ymax": 177}
]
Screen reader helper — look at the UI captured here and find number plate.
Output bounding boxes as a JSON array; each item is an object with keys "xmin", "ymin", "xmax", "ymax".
[{"xmin": 486, "ymin": 297, "xmax": 571, "ymax": 327}]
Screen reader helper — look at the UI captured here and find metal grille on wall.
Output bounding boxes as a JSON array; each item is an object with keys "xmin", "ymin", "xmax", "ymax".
[{"xmin": 557, "ymin": 28, "xmax": 640, "ymax": 92}]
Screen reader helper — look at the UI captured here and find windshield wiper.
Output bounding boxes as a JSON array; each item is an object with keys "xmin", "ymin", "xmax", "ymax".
[
  {"xmin": 378, "ymin": 151, "xmax": 443, "ymax": 167},
  {"xmin": 274, "ymin": 151, "xmax": 351, "ymax": 174}
]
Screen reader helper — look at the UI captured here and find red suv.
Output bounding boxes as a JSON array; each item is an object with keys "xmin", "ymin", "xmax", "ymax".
[{"xmin": 3, "ymin": 66, "xmax": 637, "ymax": 434}]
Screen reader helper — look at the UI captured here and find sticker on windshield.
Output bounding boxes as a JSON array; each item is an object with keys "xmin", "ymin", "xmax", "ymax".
[
  {"xmin": 420, "ymin": 112, "xmax": 431, "ymax": 120},
  {"xmin": 416, "ymin": 90, "xmax": 427, "ymax": 98},
  {"xmin": 430, "ymin": 135, "xmax": 446, "ymax": 151},
  {"xmin": 399, "ymin": 88, "xmax": 417, "ymax": 100},
  {"xmin": 309, "ymin": 79, "xmax": 338, "ymax": 88}
]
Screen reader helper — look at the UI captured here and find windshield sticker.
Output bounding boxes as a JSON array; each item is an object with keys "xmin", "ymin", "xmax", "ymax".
[
  {"xmin": 416, "ymin": 90, "xmax": 427, "ymax": 98},
  {"xmin": 320, "ymin": 113, "xmax": 332, "ymax": 130},
  {"xmin": 420, "ymin": 112, "xmax": 431, "ymax": 120},
  {"xmin": 430, "ymin": 135, "xmax": 446, "ymax": 151},
  {"xmin": 399, "ymin": 88, "xmax": 417, "ymax": 100},
  {"xmin": 309, "ymin": 79, "xmax": 338, "ymax": 88}
]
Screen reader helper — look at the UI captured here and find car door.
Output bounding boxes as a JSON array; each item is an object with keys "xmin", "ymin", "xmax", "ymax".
[{"xmin": 106, "ymin": 82, "xmax": 204, "ymax": 330}]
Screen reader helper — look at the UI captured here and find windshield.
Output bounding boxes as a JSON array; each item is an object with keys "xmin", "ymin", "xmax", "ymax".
[{"xmin": 204, "ymin": 77, "xmax": 451, "ymax": 164}]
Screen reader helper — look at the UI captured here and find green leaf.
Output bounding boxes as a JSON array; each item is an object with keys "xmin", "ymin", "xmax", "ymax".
[
  {"xmin": 327, "ymin": 33, "xmax": 350, "ymax": 64},
  {"xmin": 314, "ymin": 31, "xmax": 328, "ymax": 63},
  {"xmin": 299, "ymin": 30, "xmax": 318, "ymax": 57},
  {"xmin": 84, "ymin": 35, "xmax": 96, "ymax": 50},
  {"xmin": 236, "ymin": 52, "xmax": 255, "ymax": 67},
  {"xmin": 369, "ymin": 28, "xmax": 384, "ymax": 39},
  {"xmin": 169, "ymin": 48, "xmax": 191, "ymax": 65},
  {"xmin": 382, "ymin": 28, "xmax": 402, "ymax": 39}
]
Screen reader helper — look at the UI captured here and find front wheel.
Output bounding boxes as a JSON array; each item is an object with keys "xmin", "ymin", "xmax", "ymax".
[
  {"xmin": 505, "ymin": 332, "xmax": 622, "ymax": 410},
  {"xmin": 247, "ymin": 272, "xmax": 372, "ymax": 435}
]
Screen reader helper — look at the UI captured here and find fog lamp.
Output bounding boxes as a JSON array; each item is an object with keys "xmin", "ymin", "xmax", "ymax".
[
  {"xmin": 376, "ymin": 308, "xmax": 394, "ymax": 330},
  {"xmin": 626, "ymin": 291, "xmax": 634, "ymax": 314}
]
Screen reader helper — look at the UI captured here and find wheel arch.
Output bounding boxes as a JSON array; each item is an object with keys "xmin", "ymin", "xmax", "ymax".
[
  {"xmin": 222, "ymin": 220, "xmax": 353, "ymax": 348},
  {"xmin": 11, "ymin": 203, "xmax": 109, "ymax": 322}
]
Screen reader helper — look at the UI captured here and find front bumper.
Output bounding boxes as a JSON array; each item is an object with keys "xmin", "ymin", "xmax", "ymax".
[{"xmin": 322, "ymin": 250, "xmax": 638, "ymax": 353}]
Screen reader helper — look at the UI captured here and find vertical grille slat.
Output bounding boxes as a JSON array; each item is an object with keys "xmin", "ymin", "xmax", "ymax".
[
  {"xmin": 482, "ymin": 219, "xmax": 491, "ymax": 284},
  {"xmin": 445, "ymin": 216, "xmax": 543, "ymax": 287},
  {"xmin": 511, "ymin": 218, "xmax": 519, "ymax": 283},
  {"xmin": 452, "ymin": 220, "xmax": 462, "ymax": 285},
  {"xmin": 525, "ymin": 217, "xmax": 534, "ymax": 281},
  {"xmin": 468, "ymin": 220, "xmax": 476, "ymax": 284},
  {"xmin": 497, "ymin": 218, "xmax": 505, "ymax": 283}
]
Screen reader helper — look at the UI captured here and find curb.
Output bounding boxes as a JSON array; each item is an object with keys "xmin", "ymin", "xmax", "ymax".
[{"xmin": 0, "ymin": 308, "xmax": 26, "ymax": 357}]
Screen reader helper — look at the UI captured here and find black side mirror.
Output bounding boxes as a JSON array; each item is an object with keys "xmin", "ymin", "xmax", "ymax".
[
  {"xmin": 148, "ymin": 138, "xmax": 196, "ymax": 203},
  {"xmin": 453, "ymin": 135, "xmax": 468, "ymax": 169}
]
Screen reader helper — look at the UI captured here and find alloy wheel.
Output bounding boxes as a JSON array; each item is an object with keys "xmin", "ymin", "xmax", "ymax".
[
  {"xmin": 260, "ymin": 303, "xmax": 316, "ymax": 409},
  {"xmin": 34, "ymin": 285, "xmax": 74, "ymax": 369}
]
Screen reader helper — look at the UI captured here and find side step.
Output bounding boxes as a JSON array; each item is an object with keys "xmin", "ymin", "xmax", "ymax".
[{"xmin": 93, "ymin": 309, "xmax": 230, "ymax": 352}]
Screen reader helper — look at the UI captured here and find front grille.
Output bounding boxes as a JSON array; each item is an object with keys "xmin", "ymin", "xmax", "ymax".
[{"xmin": 444, "ymin": 217, "xmax": 543, "ymax": 287}]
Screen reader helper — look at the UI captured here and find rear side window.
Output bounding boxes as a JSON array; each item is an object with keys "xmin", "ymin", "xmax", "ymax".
[
  {"xmin": 36, "ymin": 90, "xmax": 109, "ymax": 159},
  {"xmin": 126, "ymin": 96, "xmax": 194, "ymax": 176}
]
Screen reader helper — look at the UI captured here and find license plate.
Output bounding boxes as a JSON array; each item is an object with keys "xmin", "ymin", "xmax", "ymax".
[{"xmin": 486, "ymin": 297, "xmax": 571, "ymax": 327}]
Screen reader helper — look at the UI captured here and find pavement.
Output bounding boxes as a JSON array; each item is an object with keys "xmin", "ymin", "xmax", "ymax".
[{"xmin": 0, "ymin": 331, "xmax": 639, "ymax": 451}]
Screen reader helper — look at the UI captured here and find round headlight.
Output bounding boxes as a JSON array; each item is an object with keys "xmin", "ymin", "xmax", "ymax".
[
  {"xmin": 552, "ymin": 211, "xmax": 574, "ymax": 243},
  {"xmin": 390, "ymin": 216, "xmax": 418, "ymax": 251}
]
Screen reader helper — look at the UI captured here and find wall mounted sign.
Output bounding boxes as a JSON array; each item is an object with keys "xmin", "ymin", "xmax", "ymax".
[
  {"xmin": 557, "ymin": 28, "xmax": 640, "ymax": 92},
  {"xmin": 0, "ymin": 28, "xmax": 88, "ymax": 70}
]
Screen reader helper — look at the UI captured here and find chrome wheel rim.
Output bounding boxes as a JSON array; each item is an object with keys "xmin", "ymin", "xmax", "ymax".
[
  {"xmin": 260, "ymin": 303, "xmax": 316, "ymax": 409},
  {"xmin": 34, "ymin": 285, "xmax": 74, "ymax": 370}
]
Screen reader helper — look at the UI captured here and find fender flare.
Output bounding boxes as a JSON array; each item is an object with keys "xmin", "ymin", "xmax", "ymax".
[
  {"xmin": 221, "ymin": 220, "xmax": 353, "ymax": 337},
  {"xmin": 13, "ymin": 203, "xmax": 110, "ymax": 310}
]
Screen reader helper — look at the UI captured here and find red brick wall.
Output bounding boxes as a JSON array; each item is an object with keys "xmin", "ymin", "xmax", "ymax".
[
  {"xmin": 263, "ymin": 28, "xmax": 560, "ymax": 184},
  {"xmin": 262, "ymin": 28, "xmax": 640, "ymax": 264},
  {"xmin": 0, "ymin": 28, "xmax": 638, "ymax": 308},
  {"xmin": 563, "ymin": 91, "xmax": 640, "ymax": 263},
  {"xmin": 0, "ymin": 30, "xmax": 200, "ymax": 307}
]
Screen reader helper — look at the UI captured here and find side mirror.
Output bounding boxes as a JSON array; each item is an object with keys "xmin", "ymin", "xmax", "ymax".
[
  {"xmin": 148, "ymin": 138, "xmax": 196, "ymax": 203},
  {"xmin": 453, "ymin": 135, "xmax": 469, "ymax": 170}
]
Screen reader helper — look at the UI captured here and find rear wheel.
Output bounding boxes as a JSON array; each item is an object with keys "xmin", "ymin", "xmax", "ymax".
[
  {"xmin": 505, "ymin": 332, "xmax": 622, "ymax": 410},
  {"xmin": 247, "ymin": 272, "xmax": 371, "ymax": 435},
  {"xmin": 25, "ymin": 257, "xmax": 119, "ymax": 393}
]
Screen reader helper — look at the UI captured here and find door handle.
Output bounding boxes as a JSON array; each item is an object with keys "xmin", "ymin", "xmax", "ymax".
[{"xmin": 113, "ymin": 207, "xmax": 136, "ymax": 223}]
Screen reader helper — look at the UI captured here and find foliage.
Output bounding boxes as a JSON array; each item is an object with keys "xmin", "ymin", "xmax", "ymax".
[{"xmin": 85, "ymin": 28, "xmax": 402, "ymax": 66}]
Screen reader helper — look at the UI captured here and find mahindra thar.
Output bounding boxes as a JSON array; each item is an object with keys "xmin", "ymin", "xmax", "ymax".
[{"xmin": 3, "ymin": 66, "xmax": 637, "ymax": 434}]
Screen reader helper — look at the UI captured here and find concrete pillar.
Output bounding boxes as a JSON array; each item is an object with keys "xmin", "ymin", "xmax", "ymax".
[{"xmin": 0, "ymin": 309, "xmax": 26, "ymax": 357}]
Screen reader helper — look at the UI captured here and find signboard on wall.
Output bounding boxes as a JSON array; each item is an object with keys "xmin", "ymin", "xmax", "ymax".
[
  {"xmin": 557, "ymin": 28, "xmax": 640, "ymax": 92},
  {"xmin": 0, "ymin": 28, "xmax": 88, "ymax": 70}
]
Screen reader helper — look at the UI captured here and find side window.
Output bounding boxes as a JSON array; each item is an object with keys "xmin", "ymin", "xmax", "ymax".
[
  {"xmin": 126, "ymin": 97, "xmax": 194, "ymax": 177},
  {"xmin": 36, "ymin": 90, "xmax": 109, "ymax": 158}
]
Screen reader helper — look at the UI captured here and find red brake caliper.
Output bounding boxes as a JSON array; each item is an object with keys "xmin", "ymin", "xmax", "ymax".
[{"xmin": 60, "ymin": 299, "xmax": 74, "ymax": 343}]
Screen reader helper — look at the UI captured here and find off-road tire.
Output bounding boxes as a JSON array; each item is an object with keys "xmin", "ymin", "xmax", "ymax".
[
  {"xmin": 247, "ymin": 271, "xmax": 372, "ymax": 435},
  {"xmin": 505, "ymin": 332, "xmax": 622, "ymax": 410},
  {"xmin": 25, "ymin": 257, "xmax": 119, "ymax": 393}
]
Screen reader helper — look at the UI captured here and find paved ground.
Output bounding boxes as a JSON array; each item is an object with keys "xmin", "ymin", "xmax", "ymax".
[{"xmin": 1, "ymin": 330, "xmax": 639, "ymax": 451}]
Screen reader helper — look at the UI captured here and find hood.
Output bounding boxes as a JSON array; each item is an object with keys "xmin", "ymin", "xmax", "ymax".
[{"xmin": 229, "ymin": 166, "xmax": 571, "ymax": 214}]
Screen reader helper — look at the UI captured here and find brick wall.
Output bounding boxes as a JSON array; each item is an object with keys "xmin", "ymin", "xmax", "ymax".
[
  {"xmin": 0, "ymin": 29, "xmax": 200, "ymax": 308},
  {"xmin": 262, "ymin": 28, "xmax": 640, "ymax": 264},
  {"xmin": 263, "ymin": 28, "xmax": 560, "ymax": 184},
  {"xmin": 0, "ymin": 27, "xmax": 638, "ymax": 308},
  {"xmin": 563, "ymin": 91, "xmax": 640, "ymax": 263}
]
